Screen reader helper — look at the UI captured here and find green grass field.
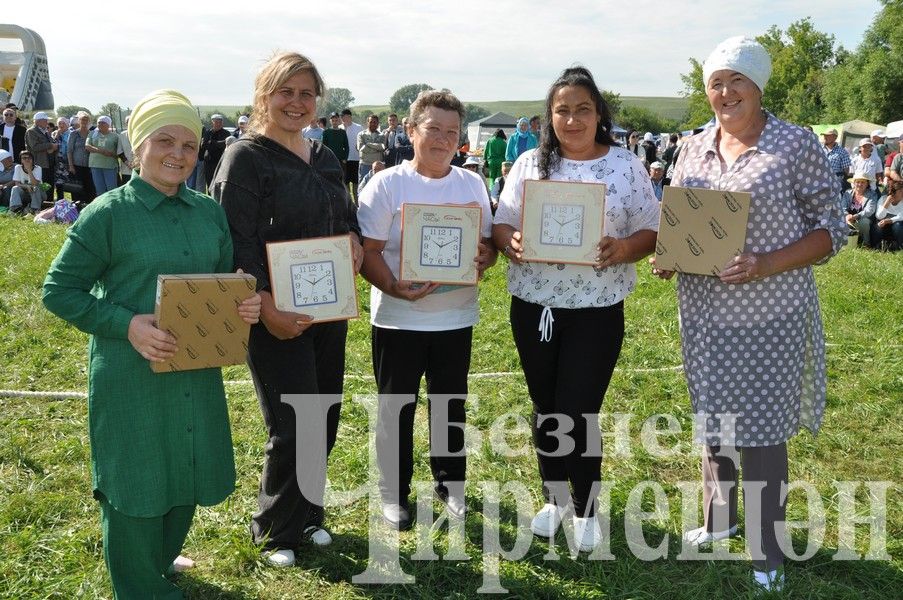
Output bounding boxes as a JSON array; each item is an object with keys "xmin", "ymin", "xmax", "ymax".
[{"xmin": 0, "ymin": 218, "xmax": 900, "ymax": 599}]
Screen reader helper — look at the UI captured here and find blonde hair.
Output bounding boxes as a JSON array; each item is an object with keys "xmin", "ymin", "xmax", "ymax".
[{"xmin": 249, "ymin": 51, "xmax": 324, "ymax": 134}]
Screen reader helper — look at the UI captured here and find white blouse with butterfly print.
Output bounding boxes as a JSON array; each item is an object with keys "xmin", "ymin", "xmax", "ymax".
[{"xmin": 494, "ymin": 146, "xmax": 660, "ymax": 308}]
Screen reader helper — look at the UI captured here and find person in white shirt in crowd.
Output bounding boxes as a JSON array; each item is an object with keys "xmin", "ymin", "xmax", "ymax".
[
  {"xmin": 357, "ymin": 88, "xmax": 496, "ymax": 530},
  {"xmin": 340, "ymin": 108, "xmax": 363, "ymax": 200},
  {"xmin": 9, "ymin": 150, "xmax": 44, "ymax": 214},
  {"xmin": 849, "ymin": 137, "xmax": 883, "ymax": 190},
  {"xmin": 118, "ymin": 116, "xmax": 134, "ymax": 185},
  {"xmin": 874, "ymin": 179, "xmax": 903, "ymax": 249},
  {"xmin": 0, "ymin": 149, "xmax": 14, "ymax": 206},
  {"xmin": 232, "ymin": 115, "xmax": 250, "ymax": 139}
]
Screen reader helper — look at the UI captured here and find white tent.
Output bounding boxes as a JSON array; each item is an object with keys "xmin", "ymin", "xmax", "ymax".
[
  {"xmin": 885, "ymin": 120, "xmax": 903, "ymax": 139},
  {"xmin": 468, "ymin": 112, "xmax": 518, "ymax": 150}
]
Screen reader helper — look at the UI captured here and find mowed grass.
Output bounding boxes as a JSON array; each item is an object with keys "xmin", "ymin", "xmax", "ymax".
[{"xmin": 0, "ymin": 217, "xmax": 901, "ymax": 599}]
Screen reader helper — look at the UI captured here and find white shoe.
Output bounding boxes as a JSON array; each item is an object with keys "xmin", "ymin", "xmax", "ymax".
[
  {"xmin": 303, "ymin": 525, "xmax": 333, "ymax": 546},
  {"xmin": 171, "ymin": 555, "xmax": 195, "ymax": 573},
  {"xmin": 573, "ymin": 516, "xmax": 603, "ymax": 552},
  {"xmin": 752, "ymin": 569, "xmax": 784, "ymax": 592},
  {"xmin": 531, "ymin": 503, "xmax": 565, "ymax": 537},
  {"xmin": 682, "ymin": 524, "xmax": 738, "ymax": 546},
  {"xmin": 440, "ymin": 494, "xmax": 466, "ymax": 519},
  {"xmin": 265, "ymin": 548, "xmax": 295, "ymax": 567}
]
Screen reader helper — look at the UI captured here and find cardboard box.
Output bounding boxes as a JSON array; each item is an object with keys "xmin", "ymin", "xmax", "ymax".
[
  {"xmin": 654, "ymin": 186, "xmax": 751, "ymax": 276},
  {"xmin": 152, "ymin": 273, "xmax": 256, "ymax": 373}
]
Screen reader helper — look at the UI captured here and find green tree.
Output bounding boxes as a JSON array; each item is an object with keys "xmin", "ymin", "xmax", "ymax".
[
  {"xmin": 463, "ymin": 103, "xmax": 489, "ymax": 125},
  {"xmin": 678, "ymin": 58, "xmax": 713, "ymax": 129},
  {"xmin": 56, "ymin": 105, "xmax": 91, "ymax": 118},
  {"xmin": 678, "ymin": 19, "xmax": 838, "ymax": 128},
  {"xmin": 98, "ymin": 102, "xmax": 129, "ymax": 129},
  {"xmin": 602, "ymin": 90, "xmax": 622, "ymax": 120},
  {"xmin": 757, "ymin": 19, "xmax": 836, "ymax": 124},
  {"xmin": 319, "ymin": 88, "xmax": 354, "ymax": 116},
  {"xmin": 617, "ymin": 105, "xmax": 680, "ymax": 135},
  {"xmin": 389, "ymin": 83, "xmax": 433, "ymax": 115},
  {"xmin": 822, "ymin": 0, "xmax": 903, "ymax": 124}
]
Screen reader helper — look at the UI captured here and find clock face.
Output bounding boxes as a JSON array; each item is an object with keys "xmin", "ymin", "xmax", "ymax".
[
  {"xmin": 420, "ymin": 226, "xmax": 463, "ymax": 267},
  {"xmin": 540, "ymin": 203, "xmax": 584, "ymax": 246},
  {"xmin": 290, "ymin": 260, "xmax": 338, "ymax": 307}
]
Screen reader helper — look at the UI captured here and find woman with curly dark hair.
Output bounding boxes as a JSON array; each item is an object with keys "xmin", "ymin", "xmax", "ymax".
[{"xmin": 491, "ymin": 66, "xmax": 658, "ymax": 551}]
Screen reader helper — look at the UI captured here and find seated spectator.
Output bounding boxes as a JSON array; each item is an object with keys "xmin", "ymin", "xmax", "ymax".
[
  {"xmin": 9, "ymin": 150, "xmax": 45, "ymax": 215},
  {"xmin": 649, "ymin": 161, "xmax": 665, "ymax": 200},
  {"xmin": 0, "ymin": 149, "xmax": 14, "ymax": 206},
  {"xmin": 488, "ymin": 161, "xmax": 513, "ymax": 215},
  {"xmin": 873, "ymin": 180, "xmax": 903, "ymax": 250},
  {"xmin": 358, "ymin": 160, "xmax": 384, "ymax": 191},
  {"xmin": 843, "ymin": 172, "xmax": 879, "ymax": 248}
]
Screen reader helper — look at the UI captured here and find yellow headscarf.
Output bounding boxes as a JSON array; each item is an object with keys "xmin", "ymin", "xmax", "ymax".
[{"xmin": 127, "ymin": 89, "xmax": 202, "ymax": 152}]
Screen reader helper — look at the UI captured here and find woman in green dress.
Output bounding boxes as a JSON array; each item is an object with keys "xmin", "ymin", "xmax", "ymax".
[{"xmin": 43, "ymin": 89, "xmax": 261, "ymax": 599}]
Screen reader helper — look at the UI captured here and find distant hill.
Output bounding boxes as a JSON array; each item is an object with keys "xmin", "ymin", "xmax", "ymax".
[{"xmin": 194, "ymin": 96, "xmax": 689, "ymax": 124}]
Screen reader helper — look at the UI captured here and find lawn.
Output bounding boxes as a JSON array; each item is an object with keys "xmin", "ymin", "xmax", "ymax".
[{"xmin": 0, "ymin": 217, "xmax": 900, "ymax": 599}]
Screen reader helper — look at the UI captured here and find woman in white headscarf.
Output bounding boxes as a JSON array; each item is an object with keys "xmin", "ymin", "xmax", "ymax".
[{"xmin": 652, "ymin": 36, "xmax": 845, "ymax": 592}]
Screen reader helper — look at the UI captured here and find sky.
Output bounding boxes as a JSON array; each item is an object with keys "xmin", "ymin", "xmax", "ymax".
[{"xmin": 0, "ymin": 0, "xmax": 884, "ymax": 113}]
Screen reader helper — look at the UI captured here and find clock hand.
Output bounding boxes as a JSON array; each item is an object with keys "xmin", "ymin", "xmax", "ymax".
[{"xmin": 560, "ymin": 216, "xmax": 580, "ymax": 226}]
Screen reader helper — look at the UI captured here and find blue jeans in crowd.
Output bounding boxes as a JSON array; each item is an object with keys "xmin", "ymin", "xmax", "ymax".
[
  {"xmin": 186, "ymin": 160, "xmax": 205, "ymax": 192},
  {"xmin": 91, "ymin": 168, "xmax": 119, "ymax": 196}
]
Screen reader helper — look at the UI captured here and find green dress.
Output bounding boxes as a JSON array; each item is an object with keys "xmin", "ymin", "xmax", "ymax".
[
  {"xmin": 484, "ymin": 136, "xmax": 507, "ymax": 182},
  {"xmin": 43, "ymin": 175, "xmax": 236, "ymax": 518}
]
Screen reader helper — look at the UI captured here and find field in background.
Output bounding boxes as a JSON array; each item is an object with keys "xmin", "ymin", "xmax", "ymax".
[
  {"xmin": 194, "ymin": 96, "xmax": 690, "ymax": 128},
  {"xmin": 1, "ymin": 218, "xmax": 900, "ymax": 599}
]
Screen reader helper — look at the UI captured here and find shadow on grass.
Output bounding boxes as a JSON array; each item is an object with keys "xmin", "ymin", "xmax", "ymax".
[{"xmin": 266, "ymin": 498, "xmax": 902, "ymax": 600}]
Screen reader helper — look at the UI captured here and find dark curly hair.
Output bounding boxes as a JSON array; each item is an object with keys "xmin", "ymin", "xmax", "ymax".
[{"xmin": 537, "ymin": 66, "xmax": 617, "ymax": 180}]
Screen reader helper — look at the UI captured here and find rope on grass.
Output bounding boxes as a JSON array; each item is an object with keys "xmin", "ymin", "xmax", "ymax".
[{"xmin": 0, "ymin": 365, "xmax": 687, "ymax": 399}]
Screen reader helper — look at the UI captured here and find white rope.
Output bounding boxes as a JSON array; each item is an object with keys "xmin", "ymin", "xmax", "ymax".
[
  {"xmin": 0, "ymin": 365, "xmax": 687, "ymax": 399},
  {"xmin": 538, "ymin": 306, "xmax": 555, "ymax": 342},
  {"xmin": 5, "ymin": 342, "xmax": 899, "ymax": 400}
]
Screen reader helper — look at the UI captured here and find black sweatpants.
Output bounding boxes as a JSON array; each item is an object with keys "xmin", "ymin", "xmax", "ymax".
[
  {"xmin": 247, "ymin": 320, "xmax": 346, "ymax": 551},
  {"xmin": 510, "ymin": 296, "xmax": 624, "ymax": 516},
  {"xmin": 372, "ymin": 325, "xmax": 471, "ymax": 505}
]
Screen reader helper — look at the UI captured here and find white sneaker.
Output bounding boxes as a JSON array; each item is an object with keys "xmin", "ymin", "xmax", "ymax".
[
  {"xmin": 573, "ymin": 516, "xmax": 603, "ymax": 552},
  {"xmin": 752, "ymin": 569, "xmax": 784, "ymax": 592},
  {"xmin": 171, "ymin": 555, "xmax": 195, "ymax": 573},
  {"xmin": 682, "ymin": 524, "xmax": 738, "ymax": 547},
  {"xmin": 531, "ymin": 503, "xmax": 565, "ymax": 537},
  {"xmin": 440, "ymin": 494, "xmax": 466, "ymax": 519},
  {"xmin": 265, "ymin": 548, "xmax": 295, "ymax": 567},
  {"xmin": 303, "ymin": 525, "xmax": 333, "ymax": 546}
]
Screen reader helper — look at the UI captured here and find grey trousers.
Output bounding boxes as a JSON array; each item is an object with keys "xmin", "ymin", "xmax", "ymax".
[{"xmin": 702, "ymin": 443, "xmax": 788, "ymax": 571}]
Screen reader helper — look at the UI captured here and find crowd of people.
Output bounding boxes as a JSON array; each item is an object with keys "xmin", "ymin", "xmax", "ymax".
[{"xmin": 29, "ymin": 33, "xmax": 883, "ymax": 598}]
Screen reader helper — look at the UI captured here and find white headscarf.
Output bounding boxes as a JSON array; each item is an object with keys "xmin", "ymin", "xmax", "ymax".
[{"xmin": 702, "ymin": 36, "xmax": 772, "ymax": 92}]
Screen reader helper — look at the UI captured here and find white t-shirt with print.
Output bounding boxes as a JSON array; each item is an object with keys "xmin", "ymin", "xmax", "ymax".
[
  {"xmin": 358, "ymin": 160, "xmax": 493, "ymax": 331},
  {"xmin": 493, "ymin": 147, "xmax": 659, "ymax": 308},
  {"xmin": 12, "ymin": 163, "xmax": 42, "ymax": 185}
]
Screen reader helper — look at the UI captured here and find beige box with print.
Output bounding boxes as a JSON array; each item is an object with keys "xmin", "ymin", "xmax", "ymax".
[
  {"xmin": 152, "ymin": 273, "xmax": 257, "ymax": 373},
  {"xmin": 654, "ymin": 186, "xmax": 751, "ymax": 276}
]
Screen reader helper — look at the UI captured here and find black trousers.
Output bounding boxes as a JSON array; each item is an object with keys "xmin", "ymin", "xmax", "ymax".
[
  {"xmin": 73, "ymin": 164, "xmax": 96, "ymax": 204},
  {"xmin": 510, "ymin": 296, "xmax": 624, "ymax": 516},
  {"xmin": 247, "ymin": 320, "xmax": 346, "ymax": 551},
  {"xmin": 702, "ymin": 443, "xmax": 788, "ymax": 570},
  {"xmin": 372, "ymin": 325, "xmax": 471, "ymax": 505}
]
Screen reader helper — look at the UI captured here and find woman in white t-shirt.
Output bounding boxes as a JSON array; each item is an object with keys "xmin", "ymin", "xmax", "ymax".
[
  {"xmin": 358, "ymin": 89, "xmax": 496, "ymax": 530},
  {"xmin": 492, "ymin": 66, "xmax": 659, "ymax": 551},
  {"xmin": 9, "ymin": 150, "xmax": 44, "ymax": 214}
]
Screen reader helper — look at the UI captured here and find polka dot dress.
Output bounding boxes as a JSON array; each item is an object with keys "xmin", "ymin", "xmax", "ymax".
[{"xmin": 671, "ymin": 113, "xmax": 847, "ymax": 447}]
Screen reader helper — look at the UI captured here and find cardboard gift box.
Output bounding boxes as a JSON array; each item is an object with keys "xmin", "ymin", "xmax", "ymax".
[
  {"xmin": 654, "ymin": 186, "xmax": 752, "ymax": 276},
  {"xmin": 151, "ymin": 273, "xmax": 257, "ymax": 373}
]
